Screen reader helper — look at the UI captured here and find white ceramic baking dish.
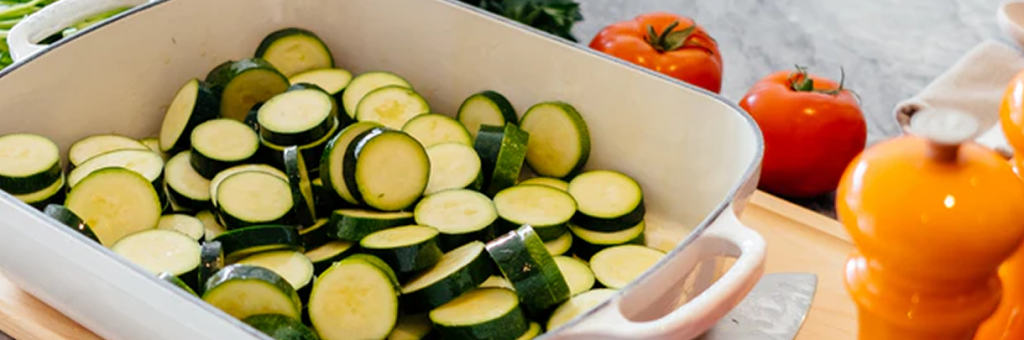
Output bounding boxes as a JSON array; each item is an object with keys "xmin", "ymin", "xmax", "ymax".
[{"xmin": 0, "ymin": 0, "xmax": 766, "ymax": 339}]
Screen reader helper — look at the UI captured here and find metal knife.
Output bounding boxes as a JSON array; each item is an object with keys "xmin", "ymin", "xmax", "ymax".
[{"xmin": 696, "ymin": 272, "xmax": 818, "ymax": 340}]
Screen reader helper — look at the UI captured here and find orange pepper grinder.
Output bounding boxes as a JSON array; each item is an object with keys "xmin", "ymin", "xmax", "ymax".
[{"xmin": 836, "ymin": 108, "xmax": 1024, "ymax": 340}]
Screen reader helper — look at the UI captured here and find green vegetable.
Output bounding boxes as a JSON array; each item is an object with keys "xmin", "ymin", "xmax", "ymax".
[{"xmin": 460, "ymin": 0, "xmax": 583, "ymax": 42}]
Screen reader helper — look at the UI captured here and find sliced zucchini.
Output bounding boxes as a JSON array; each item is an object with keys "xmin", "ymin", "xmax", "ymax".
[
  {"xmin": 304, "ymin": 240, "xmax": 356, "ymax": 274},
  {"xmin": 112, "ymin": 229, "xmax": 201, "ymax": 291},
  {"xmin": 260, "ymin": 113, "xmax": 340, "ymax": 177},
  {"xmin": 0, "ymin": 133, "xmax": 61, "ymax": 195},
  {"xmin": 518, "ymin": 177, "xmax": 569, "ymax": 192},
  {"xmin": 413, "ymin": 189, "xmax": 498, "ymax": 251},
  {"xmin": 543, "ymin": 231, "xmax": 573, "ymax": 257},
  {"xmin": 309, "ymin": 255, "xmax": 400, "ymax": 340},
  {"xmin": 202, "ymin": 264, "xmax": 301, "ymax": 320},
  {"xmin": 67, "ymin": 134, "xmax": 148, "ymax": 167},
  {"xmin": 343, "ymin": 128, "xmax": 429, "ymax": 211},
  {"xmin": 66, "ymin": 168, "xmax": 161, "ymax": 246},
  {"xmin": 243, "ymin": 313, "xmax": 320, "ymax": 340},
  {"xmin": 361, "ymin": 225, "xmax": 443, "ymax": 276},
  {"xmin": 212, "ymin": 225, "xmax": 303, "ymax": 262},
  {"xmin": 255, "ymin": 28, "xmax": 334, "ymax": 77},
  {"xmin": 486, "ymin": 225, "xmax": 570, "ymax": 315},
  {"xmin": 474, "ymin": 124, "xmax": 530, "ymax": 197},
  {"xmin": 479, "ymin": 276, "xmax": 513, "ymax": 290},
  {"xmin": 216, "ymin": 171, "xmax": 294, "ymax": 229},
  {"xmin": 298, "ymin": 218, "xmax": 330, "ymax": 249},
  {"xmin": 139, "ymin": 137, "xmax": 170, "ymax": 161},
  {"xmin": 342, "ymin": 71, "xmax": 412, "ymax": 120},
  {"xmin": 519, "ymin": 102, "xmax": 591, "ymax": 179},
  {"xmin": 546, "ymin": 288, "xmax": 618, "ymax": 331},
  {"xmin": 327, "ymin": 209, "xmax": 414, "ymax": 241},
  {"xmin": 401, "ymin": 241, "xmax": 495, "ymax": 312},
  {"xmin": 43, "ymin": 204, "xmax": 99, "ymax": 243},
  {"xmin": 290, "ymin": 68, "xmax": 352, "ymax": 104},
  {"xmin": 429, "ymin": 287, "xmax": 529, "ymax": 340},
  {"xmin": 554, "ymin": 256, "xmax": 594, "ymax": 296},
  {"xmin": 190, "ymin": 119, "xmax": 260, "ymax": 178},
  {"xmin": 568, "ymin": 170, "xmax": 646, "ymax": 231},
  {"xmin": 68, "ymin": 149, "xmax": 164, "ymax": 193},
  {"xmin": 457, "ymin": 91, "xmax": 518, "ymax": 139},
  {"xmin": 356, "ymin": 86, "xmax": 430, "ymax": 130},
  {"xmin": 205, "ymin": 58, "xmax": 290, "ymax": 121},
  {"xmin": 320, "ymin": 121, "xmax": 383, "ymax": 205},
  {"xmin": 401, "ymin": 113, "xmax": 473, "ymax": 148},
  {"xmin": 159, "ymin": 78, "xmax": 220, "ymax": 153},
  {"xmin": 388, "ymin": 314, "xmax": 434, "ymax": 340},
  {"xmin": 280, "ymin": 146, "xmax": 317, "ymax": 227},
  {"xmin": 209, "ymin": 164, "xmax": 288, "ymax": 209},
  {"xmin": 237, "ymin": 250, "xmax": 315, "ymax": 302},
  {"xmin": 165, "ymin": 151, "xmax": 213, "ymax": 211},
  {"xmin": 424, "ymin": 143, "xmax": 483, "ymax": 195},
  {"xmin": 568, "ymin": 221, "xmax": 646, "ymax": 260},
  {"xmin": 157, "ymin": 214, "xmax": 205, "ymax": 241},
  {"xmin": 197, "ymin": 240, "xmax": 224, "ymax": 296},
  {"xmin": 197, "ymin": 210, "xmax": 227, "ymax": 242},
  {"xmin": 244, "ymin": 103, "xmax": 264, "ymax": 132},
  {"xmin": 589, "ymin": 245, "xmax": 664, "ymax": 289},
  {"xmin": 493, "ymin": 185, "xmax": 575, "ymax": 240},
  {"xmin": 13, "ymin": 174, "xmax": 65, "ymax": 211},
  {"xmin": 258, "ymin": 89, "xmax": 336, "ymax": 146},
  {"xmin": 311, "ymin": 178, "xmax": 342, "ymax": 219},
  {"xmin": 157, "ymin": 271, "xmax": 199, "ymax": 297},
  {"xmin": 516, "ymin": 322, "xmax": 542, "ymax": 340}
]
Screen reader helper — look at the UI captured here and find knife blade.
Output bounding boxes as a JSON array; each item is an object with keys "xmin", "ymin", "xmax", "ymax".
[{"xmin": 695, "ymin": 272, "xmax": 818, "ymax": 340}]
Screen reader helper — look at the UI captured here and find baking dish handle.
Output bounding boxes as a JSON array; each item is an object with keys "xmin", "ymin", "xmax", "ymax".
[
  {"xmin": 555, "ymin": 208, "xmax": 767, "ymax": 340},
  {"xmin": 7, "ymin": 0, "xmax": 155, "ymax": 61}
]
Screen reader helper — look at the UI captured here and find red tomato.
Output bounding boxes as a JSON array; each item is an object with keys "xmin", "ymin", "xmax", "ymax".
[
  {"xmin": 739, "ymin": 66, "xmax": 867, "ymax": 198},
  {"xmin": 588, "ymin": 12, "xmax": 723, "ymax": 93}
]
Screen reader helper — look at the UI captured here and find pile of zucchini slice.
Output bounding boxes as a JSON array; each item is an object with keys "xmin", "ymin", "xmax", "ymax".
[{"xmin": 0, "ymin": 28, "xmax": 673, "ymax": 340}]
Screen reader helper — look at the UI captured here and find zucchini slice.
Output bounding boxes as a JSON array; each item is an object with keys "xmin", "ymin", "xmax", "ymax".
[
  {"xmin": 355, "ymin": 86, "xmax": 430, "ymax": 130},
  {"xmin": 157, "ymin": 271, "xmax": 199, "ymax": 297},
  {"xmin": 486, "ymin": 225, "xmax": 570, "ymax": 315},
  {"xmin": 457, "ymin": 91, "xmax": 518, "ymax": 139},
  {"xmin": 519, "ymin": 102, "xmax": 590, "ymax": 179},
  {"xmin": 165, "ymin": 151, "xmax": 213, "ymax": 211},
  {"xmin": 298, "ymin": 218, "xmax": 330, "ymax": 249},
  {"xmin": 327, "ymin": 209, "xmax": 414, "ymax": 241},
  {"xmin": 157, "ymin": 214, "xmax": 205, "ymax": 241},
  {"xmin": 554, "ymin": 256, "xmax": 594, "ymax": 296},
  {"xmin": 205, "ymin": 58, "xmax": 290, "ymax": 121},
  {"xmin": 255, "ymin": 28, "xmax": 334, "ymax": 77},
  {"xmin": 43, "ymin": 204, "xmax": 100, "ymax": 243},
  {"xmin": 424, "ymin": 143, "xmax": 483, "ymax": 195},
  {"xmin": 209, "ymin": 164, "xmax": 288, "ymax": 209},
  {"xmin": 516, "ymin": 322, "xmax": 542, "ymax": 340},
  {"xmin": 401, "ymin": 241, "xmax": 495, "ymax": 313},
  {"xmin": 493, "ymin": 185, "xmax": 575, "ymax": 240},
  {"xmin": 216, "ymin": 171, "xmax": 294, "ymax": 229},
  {"xmin": 342, "ymin": 71, "xmax": 412, "ymax": 120},
  {"xmin": 202, "ymin": 264, "xmax": 302, "ymax": 320},
  {"xmin": 546, "ymin": 288, "xmax": 618, "ymax": 331},
  {"xmin": 480, "ymin": 276, "xmax": 513, "ymax": 290},
  {"xmin": 197, "ymin": 240, "xmax": 224, "ymax": 296},
  {"xmin": 258, "ymin": 89, "xmax": 336, "ymax": 146},
  {"xmin": 237, "ymin": 250, "xmax": 315, "ymax": 302},
  {"xmin": 401, "ymin": 113, "xmax": 473, "ymax": 148},
  {"xmin": 413, "ymin": 189, "xmax": 498, "ymax": 251},
  {"xmin": 361, "ymin": 225, "xmax": 443, "ymax": 276},
  {"xmin": 290, "ymin": 68, "xmax": 353, "ymax": 104},
  {"xmin": 139, "ymin": 137, "xmax": 170, "ymax": 161},
  {"xmin": 243, "ymin": 313, "xmax": 320, "ymax": 340},
  {"xmin": 282, "ymin": 146, "xmax": 317, "ymax": 227},
  {"xmin": 388, "ymin": 313, "xmax": 434, "ymax": 340},
  {"xmin": 112, "ymin": 229, "xmax": 201, "ymax": 290},
  {"xmin": 196, "ymin": 210, "xmax": 227, "ymax": 242},
  {"xmin": 190, "ymin": 119, "xmax": 260, "ymax": 178},
  {"xmin": 473, "ymin": 124, "xmax": 530, "ymax": 197},
  {"xmin": 12, "ymin": 174, "xmax": 65, "ymax": 210},
  {"xmin": 0, "ymin": 133, "xmax": 61, "ymax": 195},
  {"xmin": 287, "ymin": 82, "xmax": 341, "ymax": 120},
  {"xmin": 589, "ymin": 245, "xmax": 664, "ymax": 289},
  {"xmin": 309, "ymin": 254, "xmax": 400, "ymax": 340},
  {"xmin": 568, "ymin": 221, "xmax": 646, "ymax": 260},
  {"xmin": 261, "ymin": 114, "xmax": 340, "ymax": 178},
  {"xmin": 312, "ymin": 178, "xmax": 342, "ymax": 219},
  {"xmin": 68, "ymin": 134, "xmax": 148, "ymax": 167},
  {"xmin": 213, "ymin": 225, "xmax": 303, "ymax": 262},
  {"xmin": 429, "ymin": 287, "xmax": 529, "ymax": 340},
  {"xmin": 343, "ymin": 128, "xmax": 430, "ymax": 211},
  {"xmin": 567, "ymin": 170, "xmax": 646, "ymax": 231},
  {"xmin": 159, "ymin": 78, "xmax": 219, "ymax": 153},
  {"xmin": 543, "ymin": 231, "xmax": 573, "ymax": 257},
  {"xmin": 320, "ymin": 121, "xmax": 383, "ymax": 205},
  {"xmin": 66, "ymin": 168, "xmax": 162, "ymax": 246},
  {"xmin": 305, "ymin": 240, "xmax": 356, "ymax": 274},
  {"xmin": 68, "ymin": 149, "xmax": 164, "ymax": 192},
  {"xmin": 518, "ymin": 177, "xmax": 569, "ymax": 192}
]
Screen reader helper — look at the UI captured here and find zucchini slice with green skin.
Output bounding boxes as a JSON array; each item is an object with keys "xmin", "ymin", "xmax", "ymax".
[
  {"xmin": 304, "ymin": 240, "xmax": 356, "ymax": 274},
  {"xmin": 283, "ymin": 146, "xmax": 317, "ymax": 227},
  {"xmin": 518, "ymin": 177, "xmax": 569, "ymax": 192},
  {"xmin": 196, "ymin": 210, "xmax": 227, "ymax": 242},
  {"xmin": 343, "ymin": 128, "xmax": 430, "ymax": 211},
  {"xmin": 568, "ymin": 221, "xmax": 646, "ymax": 260},
  {"xmin": 258, "ymin": 89, "xmax": 337, "ymax": 146},
  {"xmin": 546, "ymin": 288, "xmax": 618, "ymax": 331},
  {"xmin": 298, "ymin": 218, "xmax": 330, "ymax": 249},
  {"xmin": 429, "ymin": 287, "xmax": 529, "ymax": 340},
  {"xmin": 567, "ymin": 170, "xmax": 646, "ymax": 232},
  {"xmin": 68, "ymin": 134, "xmax": 148, "ymax": 167},
  {"xmin": 589, "ymin": 245, "xmax": 664, "ymax": 289},
  {"xmin": 327, "ymin": 209, "xmax": 414, "ymax": 241},
  {"xmin": 457, "ymin": 91, "xmax": 518, "ymax": 139},
  {"xmin": 259, "ymin": 121, "xmax": 343, "ymax": 179},
  {"xmin": 388, "ymin": 313, "xmax": 434, "ymax": 340},
  {"xmin": 473, "ymin": 124, "xmax": 530, "ymax": 197},
  {"xmin": 290, "ymin": 68, "xmax": 353, "ymax": 107},
  {"xmin": 479, "ymin": 276, "xmax": 513, "ymax": 290},
  {"xmin": 66, "ymin": 168, "xmax": 162, "ymax": 246},
  {"xmin": 212, "ymin": 225, "xmax": 303, "ymax": 262},
  {"xmin": 361, "ymin": 225, "xmax": 443, "ymax": 276},
  {"xmin": 287, "ymin": 82, "xmax": 341, "ymax": 120},
  {"xmin": 43, "ymin": 204, "xmax": 100, "ymax": 243},
  {"xmin": 68, "ymin": 149, "xmax": 165, "ymax": 206},
  {"xmin": 342, "ymin": 71, "xmax": 412, "ymax": 120},
  {"xmin": 255, "ymin": 28, "xmax": 334, "ymax": 78},
  {"xmin": 112, "ymin": 229, "xmax": 201, "ymax": 291},
  {"xmin": 516, "ymin": 322, "xmax": 542, "ymax": 340},
  {"xmin": 159, "ymin": 78, "xmax": 220, "ymax": 153},
  {"xmin": 519, "ymin": 102, "xmax": 591, "ymax": 179},
  {"xmin": 554, "ymin": 256, "xmax": 594, "ymax": 296},
  {"xmin": 243, "ymin": 313, "xmax": 321, "ymax": 340},
  {"xmin": 202, "ymin": 264, "xmax": 302, "ymax": 320},
  {"xmin": 190, "ymin": 119, "xmax": 261, "ymax": 179},
  {"xmin": 157, "ymin": 271, "xmax": 199, "ymax": 297},
  {"xmin": 320, "ymin": 121, "xmax": 383, "ymax": 205},
  {"xmin": 400, "ymin": 241, "xmax": 495, "ymax": 313},
  {"xmin": 413, "ymin": 189, "xmax": 498, "ymax": 251},
  {"xmin": 0, "ymin": 133, "xmax": 61, "ymax": 195},
  {"xmin": 216, "ymin": 171, "xmax": 294, "ymax": 229},
  {"xmin": 209, "ymin": 164, "xmax": 288, "ymax": 209},
  {"xmin": 543, "ymin": 231, "xmax": 572, "ymax": 257},
  {"xmin": 424, "ymin": 143, "xmax": 483, "ymax": 195},
  {"xmin": 197, "ymin": 240, "xmax": 224, "ymax": 296},
  {"xmin": 13, "ymin": 175, "xmax": 65, "ymax": 211},
  {"xmin": 157, "ymin": 214, "xmax": 205, "ymax": 241},
  {"xmin": 139, "ymin": 137, "xmax": 170, "ymax": 161},
  {"xmin": 311, "ymin": 178, "xmax": 343, "ymax": 219},
  {"xmin": 309, "ymin": 254, "xmax": 400, "ymax": 340},
  {"xmin": 355, "ymin": 86, "xmax": 430, "ymax": 130},
  {"xmin": 486, "ymin": 225, "xmax": 571, "ymax": 315},
  {"xmin": 401, "ymin": 114, "xmax": 473, "ymax": 148},
  {"xmin": 493, "ymin": 185, "xmax": 575, "ymax": 240},
  {"xmin": 165, "ymin": 151, "xmax": 213, "ymax": 211},
  {"xmin": 205, "ymin": 58, "xmax": 290, "ymax": 121},
  {"xmin": 237, "ymin": 250, "xmax": 315, "ymax": 303}
]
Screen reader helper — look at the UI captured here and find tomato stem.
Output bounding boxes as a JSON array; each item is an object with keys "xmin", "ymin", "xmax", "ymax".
[
  {"xmin": 787, "ymin": 65, "xmax": 853, "ymax": 97},
  {"xmin": 644, "ymin": 20, "xmax": 712, "ymax": 55}
]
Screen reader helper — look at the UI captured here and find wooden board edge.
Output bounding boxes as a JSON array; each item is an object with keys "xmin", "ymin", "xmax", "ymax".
[{"xmin": 749, "ymin": 190, "xmax": 853, "ymax": 243}]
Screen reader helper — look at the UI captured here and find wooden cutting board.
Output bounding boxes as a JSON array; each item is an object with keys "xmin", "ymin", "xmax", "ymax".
[{"xmin": 0, "ymin": 191, "xmax": 858, "ymax": 340}]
